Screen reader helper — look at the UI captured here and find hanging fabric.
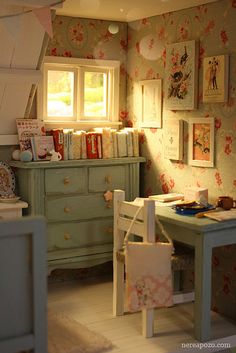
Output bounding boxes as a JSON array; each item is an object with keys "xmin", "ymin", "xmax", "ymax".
[{"xmin": 124, "ymin": 201, "xmax": 174, "ymax": 312}]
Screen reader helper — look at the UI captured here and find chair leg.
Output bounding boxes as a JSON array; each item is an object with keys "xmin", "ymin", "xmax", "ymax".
[
  {"xmin": 113, "ymin": 255, "xmax": 125, "ymax": 316},
  {"xmin": 142, "ymin": 309, "xmax": 154, "ymax": 337}
]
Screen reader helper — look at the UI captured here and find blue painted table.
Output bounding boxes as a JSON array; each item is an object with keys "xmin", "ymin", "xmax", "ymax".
[{"xmin": 155, "ymin": 206, "xmax": 236, "ymax": 342}]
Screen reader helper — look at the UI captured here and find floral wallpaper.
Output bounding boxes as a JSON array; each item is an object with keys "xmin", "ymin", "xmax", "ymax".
[
  {"xmin": 126, "ymin": 0, "xmax": 236, "ymax": 204},
  {"xmin": 47, "ymin": 0, "xmax": 236, "ymax": 321}
]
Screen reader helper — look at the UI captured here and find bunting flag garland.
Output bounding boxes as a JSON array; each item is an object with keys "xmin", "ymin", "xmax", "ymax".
[
  {"xmin": 32, "ymin": 7, "xmax": 53, "ymax": 38},
  {"xmin": 0, "ymin": 0, "xmax": 64, "ymax": 41}
]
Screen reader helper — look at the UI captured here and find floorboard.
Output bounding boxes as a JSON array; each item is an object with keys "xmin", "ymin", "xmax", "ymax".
[{"xmin": 48, "ymin": 276, "xmax": 236, "ymax": 353}]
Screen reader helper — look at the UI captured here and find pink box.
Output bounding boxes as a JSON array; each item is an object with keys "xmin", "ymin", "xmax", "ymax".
[{"xmin": 184, "ymin": 187, "xmax": 208, "ymax": 205}]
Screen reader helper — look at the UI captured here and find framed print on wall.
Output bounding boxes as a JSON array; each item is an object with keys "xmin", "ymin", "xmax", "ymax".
[
  {"xmin": 188, "ymin": 117, "xmax": 215, "ymax": 167},
  {"xmin": 163, "ymin": 119, "xmax": 183, "ymax": 160},
  {"xmin": 140, "ymin": 79, "xmax": 162, "ymax": 128},
  {"xmin": 165, "ymin": 40, "xmax": 198, "ymax": 111},
  {"xmin": 203, "ymin": 54, "xmax": 229, "ymax": 103}
]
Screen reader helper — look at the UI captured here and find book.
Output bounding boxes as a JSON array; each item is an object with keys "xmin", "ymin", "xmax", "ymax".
[
  {"xmin": 51, "ymin": 129, "xmax": 64, "ymax": 160},
  {"xmin": 149, "ymin": 193, "xmax": 184, "ymax": 202},
  {"xmin": 126, "ymin": 130, "xmax": 134, "ymax": 157},
  {"xmin": 124, "ymin": 128, "xmax": 139, "ymax": 156},
  {"xmin": 96, "ymin": 133, "xmax": 103, "ymax": 159},
  {"xmin": 86, "ymin": 132, "xmax": 99, "ymax": 159},
  {"xmin": 63, "ymin": 129, "xmax": 73, "ymax": 160},
  {"xmin": 204, "ymin": 209, "xmax": 236, "ymax": 222},
  {"xmin": 117, "ymin": 131, "xmax": 128, "ymax": 157},
  {"xmin": 112, "ymin": 129, "xmax": 118, "ymax": 158},
  {"xmin": 163, "ymin": 119, "xmax": 183, "ymax": 160},
  {"xmin": 80, "ymin": 131, "xmax": 87, "ymax": 159},
  {"xmin": 94, "ymin": 127, "xmax": 113, "ymax": 158},
  {"xmin": 71, "ymin": 131, "xmax": 82, "ymax": 159},
  {"xmin": 68, "ymin": 130, "xmax": 74, "ymax": 160},
  {"xmin": 30, "ymin": 135, "xmax": 55, "ymax": 161},
  {"xmin": 16, "ymin": 119, "xmax": 46, "ymax": 152}
]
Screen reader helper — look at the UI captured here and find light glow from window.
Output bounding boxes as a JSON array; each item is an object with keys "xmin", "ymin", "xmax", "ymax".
[
  {"xmin": 47, "ymin": 70, "xmax": 74, "ymax": 117},
  {"xmin": 83, "ymin": 71, "xmax": 107, "ymax": 118}
]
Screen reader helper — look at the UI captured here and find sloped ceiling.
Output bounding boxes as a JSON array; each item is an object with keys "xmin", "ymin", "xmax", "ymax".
[
  {"xmin": 0, "ymin": 1, "xmax": 55, "ymax": 139},
  {"xmin": 56, "ymin": 0, "xmax": 219, "ymax": 22}
]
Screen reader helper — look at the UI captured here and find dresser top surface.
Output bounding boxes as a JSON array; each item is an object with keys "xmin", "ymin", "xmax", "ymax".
[{"xmin": 9, "ymin": 157, "xmax": 145, "ymax": 169}]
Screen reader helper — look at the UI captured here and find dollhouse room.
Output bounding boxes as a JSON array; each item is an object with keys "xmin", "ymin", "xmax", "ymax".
[{"xmin": 1, "ymin": 0, "xmax": 236, "ymax": 352}]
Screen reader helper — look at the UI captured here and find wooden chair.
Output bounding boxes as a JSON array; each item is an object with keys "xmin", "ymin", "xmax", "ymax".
[
  {"xmin": 113, "ymin": 190, "xmax": 194, "ymax": 337},
  {"xmin": 0, "ymin": 216, "xmax": 47, "ymax": 353}
]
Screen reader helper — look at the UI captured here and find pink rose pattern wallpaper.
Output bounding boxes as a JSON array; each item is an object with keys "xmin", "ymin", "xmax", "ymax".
[{"xmin": 47, "ymin": 0, "xmax": 236, "ymax": 320}]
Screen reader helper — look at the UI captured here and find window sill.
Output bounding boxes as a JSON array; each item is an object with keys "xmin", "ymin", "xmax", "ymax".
[{"xmin": 44, "ymin": 121, "xmax": 122, "ymax": 131}]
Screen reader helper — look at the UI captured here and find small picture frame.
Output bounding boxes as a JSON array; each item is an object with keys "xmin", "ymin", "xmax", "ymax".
[
  {"xmin": 140, "ymin": 79, "xmax": 162, "ymax": 128},
  {"xmin": 188, "ymin": 117, "xmax": 215, "ymax": 167},
  {"xmin": 202, "ymin": 54, "xmax": 229, "ymax": 103},
  {"xmin": 163, "ymin": 119, "xmax": 183, "ymax": 160},
  {"xmin": 165, "ymin": 40, "xmax": 198, "ymax": 111}
]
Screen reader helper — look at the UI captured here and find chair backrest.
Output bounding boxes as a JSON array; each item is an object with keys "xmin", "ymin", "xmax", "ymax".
[
  {"xmin": 113, "ymin": 190, "xmax": 156, "ymax": 248},
  {"xmin": 0, "ymin": 215, "xmax": 47, "ymax": 353}
]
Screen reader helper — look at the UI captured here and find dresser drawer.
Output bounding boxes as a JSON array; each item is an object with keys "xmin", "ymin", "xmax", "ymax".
[
  {"xmin": 45, "ymin": 168, "xmax": 87, "ymax": 194},
  {"xmin": 88, "ymin": 166, "xmax": 126, "ymax": 192},
  {"xmin": 46, "ymin": 193, "xmax": 113, "ymax": 221},
  {"xmin": 47, "ymin": 219, "xmax": 113, "ymax": 251}
]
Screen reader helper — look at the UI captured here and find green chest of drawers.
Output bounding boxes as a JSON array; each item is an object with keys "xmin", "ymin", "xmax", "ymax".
[{"xmin": 10, "ymin": 157, "xmax": 145, "ymax": 272}]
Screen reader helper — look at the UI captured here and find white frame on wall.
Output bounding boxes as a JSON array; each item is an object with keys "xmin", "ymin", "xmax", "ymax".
[
  {"xmin": 165, "ymin": 40, "xmax": 198, "ymax": 111},
  {"xmin": 188, "ymin": 117, "xmax": 215, "ymax": 168},
  {"xmin": 202, "ymin": 54, "xmax": 229, "ymax": 103},
  {"xmin": 163, "ymin": 118, "xmax": 183, "ymax": 161},
  {"xmin": 139, "ymin": 79, "xmax": 162, "ymax": 128}
]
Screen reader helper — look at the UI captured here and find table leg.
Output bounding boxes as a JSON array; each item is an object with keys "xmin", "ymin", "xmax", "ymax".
[{"xmin": 194, "ymin": 235, "xmax": 212, "ymax": 342}]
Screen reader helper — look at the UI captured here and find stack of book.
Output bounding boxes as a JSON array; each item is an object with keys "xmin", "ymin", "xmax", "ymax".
[
  {"xmin": 50, "ymin": 127, "xmax": 140, "ymax": 160},
  {"xmin": 16, "ymin": 119, "xmax": 140, "ymax": 161}
]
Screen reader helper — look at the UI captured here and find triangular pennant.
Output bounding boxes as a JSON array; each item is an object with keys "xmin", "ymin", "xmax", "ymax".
[
  {"xmin": 32, "ymin": 7, "xmax": 53, "ymax": 38},
  {"xmin": 1, "ymin": 15, "xmax": 22, "ymax": 41}
]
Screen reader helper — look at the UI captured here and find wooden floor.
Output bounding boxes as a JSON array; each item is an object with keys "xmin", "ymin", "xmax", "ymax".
[{"xmin": 48, "ymin": 276, "xmax": 236, "ymax": 353}]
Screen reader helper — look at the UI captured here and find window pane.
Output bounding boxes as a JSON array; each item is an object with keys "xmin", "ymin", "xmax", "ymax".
[
  {"xmin": 84, "ymin": 72, "xmax": 107, "ymax": 118},
  {"xmin": 47, "ymin": 70, "xmax": 74, "ymax": 117}
]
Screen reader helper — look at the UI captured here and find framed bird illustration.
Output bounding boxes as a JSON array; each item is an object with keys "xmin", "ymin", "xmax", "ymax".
[{"xmin": 165, "ymin": 40, "xmax": 199, "ymax": 111}]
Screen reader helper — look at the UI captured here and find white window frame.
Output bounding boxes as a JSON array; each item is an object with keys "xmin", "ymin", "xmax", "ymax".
[{"xmin": 37, "ymin": 56, "xmax": 121, "ymax": 130}]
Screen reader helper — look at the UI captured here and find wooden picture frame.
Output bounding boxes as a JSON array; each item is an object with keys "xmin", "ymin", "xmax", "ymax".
[
  {"xmin": 140, "ymin": 79, "xmax": 162, "ymax": 128},
  {"xmin": 189, "ymin": 117, "xmax": 215, "ymax": 167},
  {"xmin": 165, "ymin": 40, "xmax": 198, "ymax": 111},
  {"xmin": 163, "ymin": 119, "xmax": 183, "ymax": 160},
  {"xmin": 203, "ymin": 54, "xmax": 229, "ymax": 103}
]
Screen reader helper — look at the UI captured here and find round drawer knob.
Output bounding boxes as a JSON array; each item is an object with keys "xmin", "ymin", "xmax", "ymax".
[
  {"xmin": 64, "ymin": 207, "xmax": 71, "ymax": 213},
  {"xmin": 105, "ymin": 227, "xmax": 113, "ymax": 234},
  {"xmin": 63, "ymin": 177, "xmax": 70, "ymax": 185},
  {"xmin": 64, "ymin": 233, "xmax": 71, "ymax": 240}
]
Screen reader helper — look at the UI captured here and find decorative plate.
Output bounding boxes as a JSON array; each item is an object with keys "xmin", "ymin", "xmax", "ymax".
[
  {"xmin": 0, "ymin": 196, "xmax": 20, "ymax": 203},
  {"xmin": 0, "ymin": 162, "xmax": 16, "ymax": 196},
  {"xmin": 173, "ymin": 203, "xmax": 214, "ymax": 215}
]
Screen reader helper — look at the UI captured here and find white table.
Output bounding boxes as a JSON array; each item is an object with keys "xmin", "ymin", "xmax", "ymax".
[
  {"xmin": 0, "ymin": 200, "xmax": 28, "ymax": 219},
  {"xmin": 155, "ymin": 206, "xmax": 236, "ymax": 342}
]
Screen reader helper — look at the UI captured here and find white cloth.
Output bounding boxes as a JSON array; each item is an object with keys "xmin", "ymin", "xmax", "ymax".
[{"xmin": 125, "ymin": 241, "xmax": 173, "ymax": 312}]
